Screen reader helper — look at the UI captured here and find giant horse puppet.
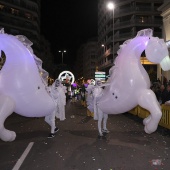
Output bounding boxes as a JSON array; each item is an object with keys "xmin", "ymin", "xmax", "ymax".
[
  {"xmin": 0, "ymin": 29, "xmax": 55, "ymax": 142},
  {"xmin": 97, "ymin": 29, "xmax": 170, "ymax": 136}
]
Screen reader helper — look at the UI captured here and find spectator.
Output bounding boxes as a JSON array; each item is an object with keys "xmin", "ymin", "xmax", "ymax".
[{"xmin": 156, "ymin": 84, "xmax": 168, "ymax": 104}]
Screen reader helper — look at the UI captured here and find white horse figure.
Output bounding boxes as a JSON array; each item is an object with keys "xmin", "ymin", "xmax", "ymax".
[
  {"xmin": 0, "ymin": 29, "xmax": 55, "ymax": 141},
  {"xmin": 97, "ymin": 29, "xmax": 170, "ymax": 136}
]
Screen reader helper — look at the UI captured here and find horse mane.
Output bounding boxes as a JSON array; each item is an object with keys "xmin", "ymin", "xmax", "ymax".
[
  {"xmin": 109, "ymin": 28, "xmax": 153, "ymax": 80},
  {"xmin": 0, "ymin": 28, "xmax": 49, "ymax": 86}
]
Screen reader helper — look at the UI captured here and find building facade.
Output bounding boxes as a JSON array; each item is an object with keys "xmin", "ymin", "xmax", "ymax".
[
  {"xmin": 75, "ymin": 38, "xmax": 98, "ymax": 80},
  {"xmin": 74, "ymin": 45, "xmax": 84, "ymax": 79},
  {"xmin": 0, "ymin": 0, "xmax": 41, "ymax": 55},
  {"xmin": 98, "ymin": 0, "xmax": 163, "ymax": 79}
]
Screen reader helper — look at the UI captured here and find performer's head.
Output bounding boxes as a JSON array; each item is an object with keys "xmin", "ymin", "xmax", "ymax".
[
  {"xmin": 96, "ymin": 80, "xmax": 102, "ymax": 86},
  {"xmin": 55, "ymin": 79, "xmax": 61, "ymax": 87}
]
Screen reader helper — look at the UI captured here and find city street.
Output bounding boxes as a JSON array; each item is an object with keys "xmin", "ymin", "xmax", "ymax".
[{"xmin": 0, "ymin": 100, "xmax": 170, "ymax": 170}]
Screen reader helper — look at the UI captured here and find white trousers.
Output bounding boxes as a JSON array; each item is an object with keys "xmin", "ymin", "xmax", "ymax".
[{"xmin": 45, "ymin": 111, "xmax": 56, "ymax": 133}]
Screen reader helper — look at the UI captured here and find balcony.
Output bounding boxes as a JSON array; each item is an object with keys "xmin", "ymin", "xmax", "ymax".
[
  {"xmin": 114, "ymin": 6, "xmax": 160, "ymax": 18},
  {"xmin": 105, "ymin": 36, "xmax": 113, "ymax": 44},
  {"xmin": 98, "ymin": 48, "xmax": 112, "ymax": 59},
  {"xmin": 114, "ymin": 32, "xmax": 133, "ymax": 41},
  {"xmin": 99, "ymin": 60, "xmax": 113, "ymax": 70},
  {"xmin": 1, "ymin": 0, "xmax": 38, "ymax": 13},
  {"xmin": 114, "ymin": 19, "xmax": 162, "ymax": 30}
]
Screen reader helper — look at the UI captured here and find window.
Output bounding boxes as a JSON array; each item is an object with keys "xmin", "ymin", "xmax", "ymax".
[
  {"xmin": 25, "ymin": 13, "xmax": 31, "ymax": 19},
  {"xmin": 0, "ymin": 4, "xmax": 4, "ymax": 10},
  {"xmin": 11, "ymin": 8, "xmax": 19, "ymax": 15}
]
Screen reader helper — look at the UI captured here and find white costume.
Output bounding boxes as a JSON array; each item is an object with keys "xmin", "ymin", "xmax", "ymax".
[
  {"xmin": 93, "ymin": 80, "xmax": 109, "ymax": 136},
  {"xmin": 86, "ymin": 84, "xmax": 94, "ymax": 113},
  {"xmin": 55, "ymin": 83, "xmax": 66, "ymax": 121},
  {"xmin": 45, "ymin": 79, "xmax": 66, "ymax": 134}
]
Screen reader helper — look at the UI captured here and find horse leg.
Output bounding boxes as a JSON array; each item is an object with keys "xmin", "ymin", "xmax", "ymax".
[
  {"xmin": 0, "ymin": 95, "xmax": 16, "ymax": 141},
  {"xmin": 137, "ymin": 89, "xmax": 162, "ymax": 134}
]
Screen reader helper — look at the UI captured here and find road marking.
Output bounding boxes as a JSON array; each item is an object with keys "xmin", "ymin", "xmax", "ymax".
[{"xmin": 12, "ymin": 142, "xmax": 34, "ymax": 170}]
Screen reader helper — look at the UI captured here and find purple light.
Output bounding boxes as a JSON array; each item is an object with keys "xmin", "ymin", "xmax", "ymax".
[
  {"xmin": 84, "ymin": 83, "xmax": 88, "ymax": 88},
  {"xmin": 72, "ymin": 83, "xmax": 77, "ymax": 88}
]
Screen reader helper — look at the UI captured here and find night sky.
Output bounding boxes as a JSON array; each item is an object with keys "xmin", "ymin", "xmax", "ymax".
[{"xmin": 41, "ymin": 0, "xmax": 98, "ymax": 67}]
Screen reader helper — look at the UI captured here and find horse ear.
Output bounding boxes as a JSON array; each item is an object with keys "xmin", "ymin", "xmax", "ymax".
[{"xmin": 0, "ymin": 50, "xmax": 6, "ymax": 70}]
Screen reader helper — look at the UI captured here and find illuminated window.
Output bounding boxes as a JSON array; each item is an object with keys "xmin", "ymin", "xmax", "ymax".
[
  {"xmin": 25, "ymin": 13, "xmax": 31, "ymax": 19},
  {"xmin": 11, "ymin": 8, "xmax": 19, "ymax": 15},
  {"xmin": 0, "ymin": 4, "xmax": 4, "ymax": 10}
]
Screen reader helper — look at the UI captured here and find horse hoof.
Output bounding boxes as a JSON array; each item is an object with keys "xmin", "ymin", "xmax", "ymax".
[
  {"xmin": 144, "ymin": 126, "xmax": 152, "ymax": 134},
  {"xmin": 9, "ymin": 131, "xmax": 16, "ymax": 141},
  {"xmin": 143, "ymin": 116, "xmax": 151, "ymax": 126},
  {"xmin": 0, "ymin": 130, "xmax": 16, "ymax": 142}
]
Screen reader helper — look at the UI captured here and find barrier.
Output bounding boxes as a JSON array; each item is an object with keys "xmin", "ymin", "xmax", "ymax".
[
  {"xmin": 129, "ymin": 106, "xmax": 138, "ymax": 116},
  {"xmin": 138, "ymin": 106, "xmax": 150, "ymax": 119},
  {"xmin": 81, "ymin": 100, "xmax": 87, "ymax": 107},
  {"xmin": 87, "ymin": 109, "xmax": 94, "ymax": 117},
  {"xmin": 159, "ymin": 105, "xmax": 170, "ymax": 129},
  {"xmin": 128, "ymin": 104, "xmax": 170, "ymax": 130}
]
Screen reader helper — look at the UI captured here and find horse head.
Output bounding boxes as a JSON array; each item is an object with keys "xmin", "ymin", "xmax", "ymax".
[{"xmin": 145, "ymin": 37, "xmax": 170, "ymax": 71}]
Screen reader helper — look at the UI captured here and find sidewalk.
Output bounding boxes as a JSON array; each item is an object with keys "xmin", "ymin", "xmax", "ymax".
[{"xmin": 0, "ymin": 100, "xmax": 170, "ymax": 170}]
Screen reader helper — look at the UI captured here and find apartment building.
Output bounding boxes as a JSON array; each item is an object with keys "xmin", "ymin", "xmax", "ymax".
[
  {"xmin": 74, "ymin": 45, "xmax": 84, "ymax": 79},
  {"xmin": 0, "ymin": 0, "xmax": 40, "ymax": 55},
  {"xmin": 75, "ymin": 38, "xmax": 98, "ymax": 80},
  {"xmin": 98, "ymin": 0, "xmax": 163, "ymax": 76}
]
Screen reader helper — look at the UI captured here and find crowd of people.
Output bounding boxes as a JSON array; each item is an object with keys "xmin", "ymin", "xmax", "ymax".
[{"xmin": 151, "ymin": 77, "xmax": 170, "ymax": 105}]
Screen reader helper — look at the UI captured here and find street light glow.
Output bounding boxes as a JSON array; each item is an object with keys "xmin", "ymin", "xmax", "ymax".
[
  {"xmin": 107, "ymin": 2, "xmax": 115, "ymax": 10},
  {"xmin": 59, "ymin": 50, "xmax": 66, "ymax": 53},
  {"xmin": 106, "ymin": 1, "xmax": 115, "ymax": 61},
  {"xmin": 58, "ymin": 50, "xmax": 67, "ymax": 64}
]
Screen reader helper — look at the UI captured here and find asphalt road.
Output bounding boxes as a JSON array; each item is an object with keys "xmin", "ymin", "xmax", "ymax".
[{"xmin": 0, "ymin": 100, "xmax": 170, "ymax": 170}]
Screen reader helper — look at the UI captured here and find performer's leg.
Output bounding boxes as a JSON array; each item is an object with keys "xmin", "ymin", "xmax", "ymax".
[
  {"xmin": 45, "ymin": 111, "xmax": 56, "ymax": 133},
  {"xmin": 102, "ymin": 114, "xmax": 109, "ymax": 133},
  {"xmin": 98, "ymin": 110, "xmax": 104, "ymax": 136},
  {"xmin": 50, "ymin": 111, "xmax": 56, "ymax": 133}
]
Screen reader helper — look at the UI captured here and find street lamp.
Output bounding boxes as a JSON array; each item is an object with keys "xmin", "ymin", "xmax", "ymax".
[
  {"xmin": 58, "ymin": 50, "xmax": 66, "ymax": 64},
  {"xmin": 101, "ymin": 44, "xmax": 105, "ymax": 54},
  {"xmin": 107, "ymin": 2, "xmax": 115, "ymax": 61}
]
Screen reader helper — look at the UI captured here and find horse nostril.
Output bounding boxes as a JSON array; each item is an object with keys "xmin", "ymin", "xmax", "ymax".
[
  {"xmin": 115, "ymin": 96, "xmax": 118, "ymax": 99},
  {"xmin": 38, "ymin": 86, "xmax": 40, "ymax": 89},
  {"xmin": 112, "ymin": 93, "xmax": 114, "ymax": 95}
]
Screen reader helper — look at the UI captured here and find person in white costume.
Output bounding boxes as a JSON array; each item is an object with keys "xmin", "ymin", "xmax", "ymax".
[
  {"xmin": 45, "ymin": 79, "xmax": 66, "ymax": 138},
  {"xmin": 93, "ymin": 80, "xmax": 109, "ymax": 136},
  {"xmin": 86, "ymin": 84, "xmax": 95, "ymax": 114},
  {"xmin": 55, "ymin": 79, "xmax": 66, "ymax": 121}
]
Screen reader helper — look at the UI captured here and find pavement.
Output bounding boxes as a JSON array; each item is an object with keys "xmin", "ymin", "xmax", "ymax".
[{"xmin": 0, "ymin": 100, "xmax": 170, "ymax": 170}]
